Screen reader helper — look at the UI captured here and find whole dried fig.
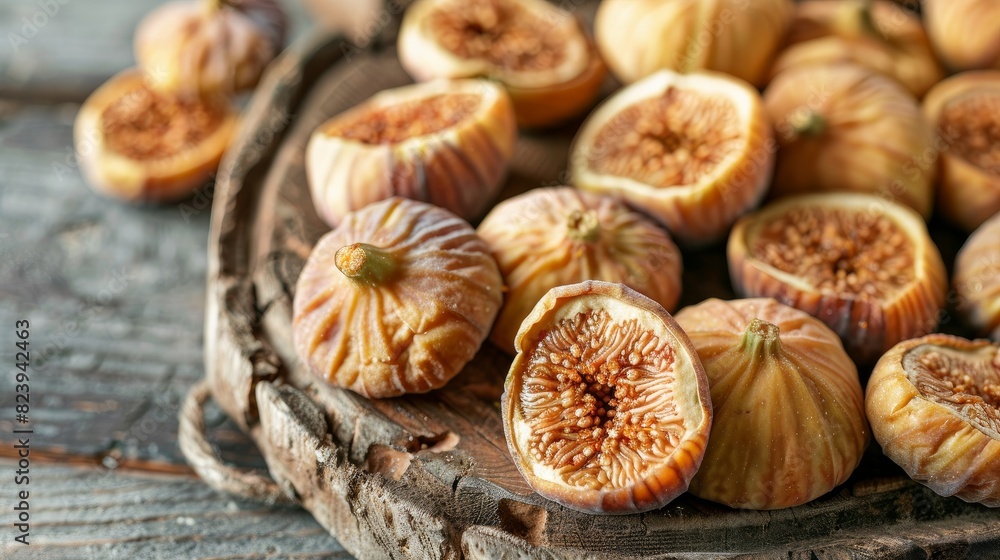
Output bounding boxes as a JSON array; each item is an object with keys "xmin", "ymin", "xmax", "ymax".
[
  {"xmin": 764, "ymin": 63, "xmax": 935, "ymax": 218},
  {"xmin": 477, "ymin": 187, "xmax": 682, "ymax": 354},
  {"xmin": 728, "ymin": 193, "xmax": 947, "ymax": 366},
  {"xmin": 570, "ymin": 69, "xmax": 774, "ymax": 246},
  {"xmin": 866, "ymin": 334, "xmax": 1000, "ymax": 506},
  {"xmin": 74, "ymin": 70, "xmax": 238, "ymax": 203},
  {"xmin": 922, "ymin": 71, "xmax": 1000, "ymax": 232},
  {"xmin": 595, "ymin": 0, "xmax": 793, "ymax": 87},
  {"xmin": 771, "ymin": 0, "xmax": 943, "ymax": 98},
  {"xmin": 955, "ymin": 213, "xmax": 1000, "ymax": 340},
  {"xmin": 135, "ymin": 0, "xmax": 287, "ymax": 96},
  {"xmin": 924, "ymin": 0, "xmax": 1000, "ymax": 71},
  {"xmin": 502, "ymin": 281, "xmax": 711, "ymax": 514},
  {"xmin": 292, "ymin": 197, "xmax": 503, "ymax": 399},
  {"xmin": 306, "ymin": 79, "xmax": 516, "ymax": 227},
  {"xmin": 398, "ymin": 0, "xmax": 605, "ymax": 128},
  {"xmin": 676, "ymin": 298, "xmax": 869, "ymax": 510}
]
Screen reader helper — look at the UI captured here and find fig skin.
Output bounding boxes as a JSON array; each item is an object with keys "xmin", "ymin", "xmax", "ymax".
[
  {"xmin": 73, "ymin": 69, "xmax": 239, "ymax": 203},
  {"xmin": 924, "ymin": 0, "xmax": 1000, "ymax": 72},
  {"xmin": 954, "ymin": 213, "xmax": 1000, "ymax": 341},
  {"xmin": 770, "ymin": 0, "xmax": 943, "ymax": 98},
  {"xmin": 503, "ymin": 281, "xmax": 712, "ymax": 514},
  {"xmin": 676, "ymin": 298, "xmax": 869, "ymax": 510},
  {"xmin": 595, "ymin": 0, "xmax": 793, "ymax": 87},
  {"xmin": 292, "ymin": 197, "xmax": 503, "ymax": 399},
  {"xmin": 397, "ymin": 0, "xmax": 606, "ymax": 129},
  {"xmin": 477, "ymin": 187, "xmax": 683, "ymax": 355},
  {"xmin": 134, "ymin": 0, "xmax": 286, "ymax": 96},
  {"xmin": 570, "ymin": 69, "xmax": 774, "ymax": 247},
  {"xmin": 866, "ymin": 334, "xmax": 1000, "ymax": 507},
  {"xmin": 727, "ymin": 193, "xmax": 948, "ymax": 366},
  {"xmin": 922, "ymin": 71, "xmax": 1000, "ymax": 232},
  {"xmin": 764, "ymin": 63, "xmax": 935, "ymax": 218},
  {"xmin": 305, "ymin": 79, "xmax": 517, "ymax": 228}
]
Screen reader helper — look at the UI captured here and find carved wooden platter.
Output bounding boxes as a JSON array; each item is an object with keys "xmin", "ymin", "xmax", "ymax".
[{"xmin": 189, "ymin": 22, "xmax": 1000, "ymax": 560}]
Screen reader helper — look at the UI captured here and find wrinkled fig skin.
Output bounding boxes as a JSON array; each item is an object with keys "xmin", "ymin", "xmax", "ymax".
[
  {"xmin": 306, "ymin": 80, "xmax": 517, "ymax": 228},
  {"xmin": 922, "ymin": 72, "xmax": 1000, "ymax": 232},
  {"xmin": 676, "ymin": 298, "xmax": 868, "ymax": 510},
  {"xmin": 866, "ymin": 335, "xmax": 1000, "ymax": 507},
  {"xmin": 764, "ymin": 64, "xmax": 935, "ymax": 218},
  {"xmin": 596, "ymin": 0, "xmax": 792, "ymax": 87},
  {"xmin": 478, "ymin": 187, "xmax": 683, "ymax": 355},
  {"xmin": 925, "ymin": 0, "xmax": 1000, "ymax": 71},
  {"xmin": 292, "ymin": 197, "xmax": 503, "ymax": 399},
  {"xmin": 503, "ymin": 281, "xmax": 712, "ymax": 514},
  {"xmin": 954, "ymin": 213, "xmax": 1000, "ymax": 340},
  {"xmin": 771, "ymin": 0, "xmax": 943, "ymax": 98},
  {"xmin": 728, "ymin": 194, "xmax": 948, "ymax": 366}
]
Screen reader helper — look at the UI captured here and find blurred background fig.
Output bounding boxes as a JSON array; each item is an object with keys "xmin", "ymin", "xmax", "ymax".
[
  {"xmin": 924, "ymin": 0, "xmax": 1000, "ymax": 72},
  {"xmin": 954, "ymin": 213, "xmax": 1000, "ymax": 341}
]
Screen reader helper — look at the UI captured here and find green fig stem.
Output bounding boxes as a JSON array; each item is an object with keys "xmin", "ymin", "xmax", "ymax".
[
  {"xmin": 335, "ymin": 243, "xmax": 397, "ymax": 285},
  {"xmin": 567, "ymin": 210, "xmax": 601, "ymax": 243},
  {"xmin": 788, "ymin": 110, "xmax": 827, "ymax": 138},
  {"xmin": 740, "ymin": 319, "xmax": 784, "ymax": 357}
]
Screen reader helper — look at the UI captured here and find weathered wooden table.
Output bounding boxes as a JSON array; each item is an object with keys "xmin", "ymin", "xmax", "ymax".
[{"xmin": 0, "ymin": 1, "xmax": 352, "ymax": 557}]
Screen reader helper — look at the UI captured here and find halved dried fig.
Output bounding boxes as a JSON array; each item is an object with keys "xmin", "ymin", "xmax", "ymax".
[
  {"xmin": 502, "ymin": 281, "xmax": 711, "ymax": 514},
  {"xmin": 570, "ymin": 70, "xmax": 774, "ymax": 246},
  {"xmin": 955, "ymin": 213, "xmax": 1000, "ymax": 340},
  {"xmin": 135, "ymin": 0, "xmax": 287, "ymax": 96},
  {"xmin": 922, "ymin": 71, "xmax": 1000, "ymax": 232},
  {"xmin": 478, "ymin": 187, "xmax": 682, "ymax": 354},
  {"xmin": 728, "ymin": 194, "xmax": 947, "ymax": 366},
  {"xmin": 924, "ymin": 0, "xmax": 1000, "ymax": 72},
  {"xmin": 398, "ymin": 0, "xmax": 605, "ymax": 128},
  {"xmin": 866, "ymin": 334, "xmax": 1000, "ymax": 506},
  {"xmin": 292, "ymin": 197, "xmax": 503, "ymax": 399},
  {"xmin": 595, "ymin": 0, "xmax": 792, "ymax": 87},
  {"xmin": 771, "ymin": 0, "xmax": 943, "ymax": 98},
  {"xmin": 306, "ymin": 79, "xmax": 516, "ymax": 228},
  {"xmin": 676, "ymin": 298, "xmax": 869, "ymax": 510},
  {"xmin": 764, "ymin": 63, "xmax": 935, "ymax": 218},
  {"xmin": 74, "ymin": 69, "xmax": 238, "ymax": 203}
]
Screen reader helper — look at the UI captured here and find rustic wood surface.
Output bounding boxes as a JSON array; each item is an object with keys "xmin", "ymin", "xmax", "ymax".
[{"xmin": 202, "ymin": 8, "xmax": 1000, "ymax": 559}]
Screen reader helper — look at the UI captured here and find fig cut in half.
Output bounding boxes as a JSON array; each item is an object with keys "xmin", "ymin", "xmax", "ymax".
[
  {"xmin": 397, "ymin": 0, "xmax": 605, "ymax": 128},
  {"xmin": 570, "ymin": 70, "xmax": 774, "ymax": 247},
  {"xmin": 74, "ymin": 69, "xmax": 238, "ymax": 203},
  {"xmin": 728, "ymin": 194, "xmax": 947, "ymax": 366},
  {"xmin": 477, "ymin": 187, "xmax": 683, "ymax": 355},
  {"xmin": 954, "ymin": 213, "xmax": 1000, "ymax": 341},
  {"xmin": 866, "ymin": 334, "xmax": 1000, "ymax": 506},
  {"xmin": 502, "ymin": 281, "xmax": 712, "ymax": 514},
  {"xmin": 306, "ymin": 79, "xmax": 517, "ymax": 228}
]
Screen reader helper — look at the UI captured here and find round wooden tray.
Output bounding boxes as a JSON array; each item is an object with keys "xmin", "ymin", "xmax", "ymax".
[{"xmin": 181, "ymin": 26, "xmax": 1000, "ymax": 560}]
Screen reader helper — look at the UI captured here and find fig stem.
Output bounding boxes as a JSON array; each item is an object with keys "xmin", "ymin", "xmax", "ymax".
[
  {"xmin": 856, "ymin": 0, "xmax": 883, "ymax": 41},
  {"xmin": 567, "ymin": 210, "xmax": 601, "ymax": 243},
  {"xmin": 335, "ymin": 243, "xmax": 397, "ymax": 285},
  {"xmin": 740, "ymin": 319, "xmax": 783, "ymax": 357},
  {"xmin": 788, "ymin": 110, "xmax": 827, "ymax": 138}
]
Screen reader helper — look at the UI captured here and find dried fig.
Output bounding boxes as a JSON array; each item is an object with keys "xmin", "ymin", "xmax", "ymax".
[
  {"xmin": 922, "ymin": 71, "xmax": 1000, "ymax": 232},
  {"xmin": 73, "ymin": 70, "xmax": 238, "ymax": 203},
  {"xmin": 595, "ymin": 0, "xmax": 792, "ymax": 87},
  {"xmin": 292, "ymin": 197, "xmax": 503, "ymax": 399},
  {"xmin": 771, "ymin": 0, "xmax": 943, "ymax": 98},
  {"xmin": 306, "ymin": 79, "xmax": 516, "ymax": 228},
  {"xmin": 866, "ymin": 334, "xmax": 1000, "ymax": 506},
  {"xmin": 764, "ymin": 63, "xmax": 935, "ymax": 218},
  {"xmin": 570, "ymin": 69, "xmax": 774, "ymax": 246},
  {"xmin": 955, "ymin": 213, "xmax": 1000, "ymax": 341},
  {"xmin": 728, "ymin": 194, "xmax": 947, "ymax": 366},
  {"xmin": 477, "ymin": 187, "xmax": 683, "ymax": 354},
  {"xmin": 398, "ymin": 0, "xmax": 605, "ymax": 128},
  {"xmin": 502, "ymin": 281, "xmax": 711, "ymax": 514},
  {"xmin": 135, "ymin": 0, "xmax": 287, "ymax": 96},
  {"xmin": 675, "ymin": 298, "xmax": 869, "ymax": 510},
  {"xmin": 924, "ymin": 0, "xmax": 1000, "ymax": 71}
]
